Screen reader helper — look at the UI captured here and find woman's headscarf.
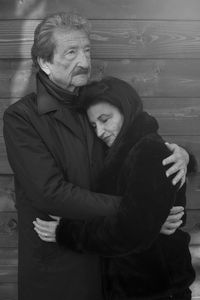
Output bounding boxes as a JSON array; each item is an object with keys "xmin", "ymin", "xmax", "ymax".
[{"xmin": 79, "ymin": 76, "xmax": 143, "ymax": 155}]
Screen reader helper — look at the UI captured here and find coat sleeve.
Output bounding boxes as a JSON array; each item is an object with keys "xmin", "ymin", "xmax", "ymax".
[
  {"xmin": 3, "ymin": 107, "xmax": 120, "ymax": 219},
  {"xmin": 56, "ymin": 138, "xmax": 181, "ymax": 256}
]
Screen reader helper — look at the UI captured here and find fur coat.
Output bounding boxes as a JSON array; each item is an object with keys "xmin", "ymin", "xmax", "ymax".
[{"xmin": 56, "ymin": 112, "xmax": 195, "ymax": 299}]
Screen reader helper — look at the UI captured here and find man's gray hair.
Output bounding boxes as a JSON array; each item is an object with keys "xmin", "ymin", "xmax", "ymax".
[{"xmin": 31, "ymin": 12, "xmax": 91, "ymax": 70}]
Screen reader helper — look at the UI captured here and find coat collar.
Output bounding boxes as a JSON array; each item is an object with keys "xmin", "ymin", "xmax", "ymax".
[
  {"xmin": 37, "ymin": 77, "xmax": 60, "ymax": 115},
  {"xmin": 36, "ymin": 74, "xmax": 85, "ymax": 143}
]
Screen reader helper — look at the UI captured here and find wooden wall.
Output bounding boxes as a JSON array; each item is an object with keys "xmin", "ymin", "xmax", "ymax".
[{"xmin": 0, "ymin": 0, "xmax": 200, "ymax": 299}]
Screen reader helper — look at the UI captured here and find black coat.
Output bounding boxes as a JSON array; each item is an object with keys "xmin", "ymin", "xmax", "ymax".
[
  {"xmin": 56, "ymin": 112, "xmax": 195, "ymax": 299},
  {"xmin": 3, "ymin": 77, "xmax": 120, "ymax": 300}
]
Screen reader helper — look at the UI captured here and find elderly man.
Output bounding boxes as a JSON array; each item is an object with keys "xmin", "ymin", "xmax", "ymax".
[{"xmin": 3, "ymin": 12, "xmax": 188, "ymax": 300}]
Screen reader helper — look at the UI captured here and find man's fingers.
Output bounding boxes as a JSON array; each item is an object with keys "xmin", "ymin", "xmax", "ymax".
[
  {"xmin": 163, "ymin": 155, "xmax": 175, "ymax": 167},
  {"xmin": 171, "ymin": 169, "xmax": 185, "ymax": 185},
  {"xmin": 163, "ymin": 143, "xmax": 179, "ymax": 166}
]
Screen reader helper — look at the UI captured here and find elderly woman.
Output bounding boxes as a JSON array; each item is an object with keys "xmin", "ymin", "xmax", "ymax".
[{"xmin": 34, "ymin": 77, "xmax": 195, "ymax": 300}]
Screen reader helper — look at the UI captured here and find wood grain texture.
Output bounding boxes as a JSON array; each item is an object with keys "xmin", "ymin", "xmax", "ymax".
[
  {"xmin": 0, "ymin": 266, "xmax": 17, "ymax": 283},
  {"xmin": 190, "ymin": 245, "xmax": 200, "ymax": 298},
  {"xmin": 0, "ymin": 176, "xmax": 15, "ymax": 211},
  {"xmin": 183, "ymin": 210, "xmax": 200, "ymax": 245},
  {"xmin": 0, "ymin": 213, "xmax": 18, "ymax": 247},
  {"xmin": 0, "ymin": 283, "xmax": 17, "ymax": 300},
  {"xmin": 0, "ymin": 0, "xmax": 200, "ymax": 20},
  {"xmin": 187, "ymin": 174, "xmax": 200, "ymax": 210},
  {"xmin": 1, "ymin": 20, "xmax": 200, "ymax": 59},
  {"xmin": 2, "ymin": 59, "xmax": 200, "ymax": 98},
  {"xmin": 0, "ymin": 248, "xmax": 17, "ymax": 265}
]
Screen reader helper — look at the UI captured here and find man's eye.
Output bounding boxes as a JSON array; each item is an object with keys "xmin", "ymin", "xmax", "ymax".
[
  {"xmin": 85, "ymin": 48, "xmax": 91, "ymax": 53},
  {"xmin": 67, "ymin": 50, "xmax": 76, "ymax": 56}
]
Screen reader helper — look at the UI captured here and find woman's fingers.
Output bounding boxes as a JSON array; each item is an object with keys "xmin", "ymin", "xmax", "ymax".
[
  {"xmin": 34, "ymin": 224, "xmax": 55, "ymax": 237},
  {"xmin": 161, "ymin": 220, "xmax": 183, "ymax": 235},
  {"xmin": 49, "ymin": 215, "xmax": 61, "ymax": 221},
  {"xmin": 33, "ymin": 219, "xmax": 58, "ymax": 235},
  {"xmin": 165, "ymin": 220, "xmax": 183, "ymax": 230},
  {"xmin": 167, "ymin": 212, "xmax": 184, "ymax": 223},
  {"xmin": 170, "ymin": 206, "xmax": 184, "ymax": 214},
  {"xmin": 38, "ymin": 234, "xmax": 56, "ymax": 242}
]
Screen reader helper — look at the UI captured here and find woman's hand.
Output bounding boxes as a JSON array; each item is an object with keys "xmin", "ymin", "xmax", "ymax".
[
  {"xmin": 33, "ymin": 216, "xmax": 60, "ymax": 242},
  {"xmin": 160, "ymin": 206, "xmax": 184, "ymax": 235},
  {"xmin": 162, "ymin": 143, "xmax": 189, "ymax": 186}
]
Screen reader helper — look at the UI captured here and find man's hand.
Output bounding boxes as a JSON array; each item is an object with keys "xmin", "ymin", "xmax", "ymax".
[
  {"xmin": 160, "ymin": 206, "xmax": 184, "ymax": 235},
  {"xmin": 162, "ymin": 143, "xmax": 189, "ymax": 186},
  {"xmin": 33, "ymin": 216, "xmax": 60, "ymax": 242}
]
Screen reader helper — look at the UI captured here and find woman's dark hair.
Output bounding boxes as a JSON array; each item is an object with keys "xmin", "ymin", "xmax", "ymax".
[{"xmin": 79, "ymin": 76, "xmax": 143, "ymax": 117}]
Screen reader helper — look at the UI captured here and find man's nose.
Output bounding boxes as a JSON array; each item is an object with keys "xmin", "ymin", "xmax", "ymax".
[{"xmin": 77, "ymin": 51, "xmax": 90, "ymax": 68}]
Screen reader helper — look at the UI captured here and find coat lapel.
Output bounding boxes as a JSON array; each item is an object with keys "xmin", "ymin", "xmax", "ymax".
[
  {"xmin": 53, "ymin": 108, "xmax": 85, "ymax": 144},
  {"xmin": 37, "ymin": 76, "xmax": 85, "ymax": 143}
]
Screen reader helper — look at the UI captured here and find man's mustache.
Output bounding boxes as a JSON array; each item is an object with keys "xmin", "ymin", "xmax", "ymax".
[{"xmin": 73, "ymin": 68, "xmax": 89, "ymax": 76}]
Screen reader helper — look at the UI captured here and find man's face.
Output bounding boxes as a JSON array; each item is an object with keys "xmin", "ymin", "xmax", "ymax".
[{"xmin": 43, "ymin": 29, "xmax": 91, "ymax": 92}]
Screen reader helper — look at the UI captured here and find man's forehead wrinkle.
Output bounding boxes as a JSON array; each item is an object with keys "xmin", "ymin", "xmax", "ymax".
[{"xmin": 55, "ymin": 35, "xmax": 90, "ymax": 48}]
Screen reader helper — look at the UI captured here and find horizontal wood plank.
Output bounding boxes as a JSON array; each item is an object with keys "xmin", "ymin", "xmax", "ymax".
[
  {"xmin": 3, "ymin": 59, "xmax": 200, "ymax": 98},
  {"xmin": 183, "ymin": 210, "xmax": 200, "ymax": 245},
  {"xmin": 0, "ymin": 213, "xmax": 18, "ymax": 247},
  {"xmin": 0, "ymin": 266, "xmax": 17, "ymax": 283},
  {"xmin": 0, "ymin": 176, "xmax": 15, "ymax": 212},
  {"xmin": 0, "ymin": 139, "xmax": 12, "ymax": 174},
  {"xmin": 0, "ymin": 283, "xmax": 17, "ymax": 300},
  {"xmin": 190, "ymin": 245, "xmax": 200, "ymax": 298},
  {"xmin": 1, "ymin": 20, "xmax": 200, "ymax": 59},
  {"xmin": 0, "ymin": 248, "xmax": 17, "ymax": 266},
  {"xmin": 1, "ymin": 0, "xmax": 200, "ymax": 20},
  {"xmin": 186, "ymin": 174, "xmax": 200, "ymax": 210}
]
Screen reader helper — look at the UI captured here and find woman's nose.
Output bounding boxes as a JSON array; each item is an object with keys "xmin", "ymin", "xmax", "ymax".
[{"xmin": 96, "ymin": 125, "xmax": 104, "ymax": 138}]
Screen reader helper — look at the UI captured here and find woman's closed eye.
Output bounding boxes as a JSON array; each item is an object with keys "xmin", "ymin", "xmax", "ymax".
[{"xmin": 99, "ymin": 114, "xmax": 111, "ymax": 123}]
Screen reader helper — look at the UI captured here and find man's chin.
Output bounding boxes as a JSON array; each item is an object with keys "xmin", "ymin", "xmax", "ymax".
[{"xmin": 72, "ymin": 75, "xmax": 90, "ymax": 87}]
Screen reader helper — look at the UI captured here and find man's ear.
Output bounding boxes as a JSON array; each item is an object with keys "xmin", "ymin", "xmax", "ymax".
[{"xmin": 37, "ymin": 57, "xmax": 51, "ymax": 75}]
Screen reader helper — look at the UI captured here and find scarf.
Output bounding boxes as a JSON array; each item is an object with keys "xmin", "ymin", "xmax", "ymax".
[{"xmin": 37, "ymin": 70, "xmax": 80, "ymax": 109}]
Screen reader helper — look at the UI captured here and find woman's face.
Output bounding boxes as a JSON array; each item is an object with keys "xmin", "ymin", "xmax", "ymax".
[{"xmin": 87, "ymin": 102, "xmax": 124, "ymax": 147}]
